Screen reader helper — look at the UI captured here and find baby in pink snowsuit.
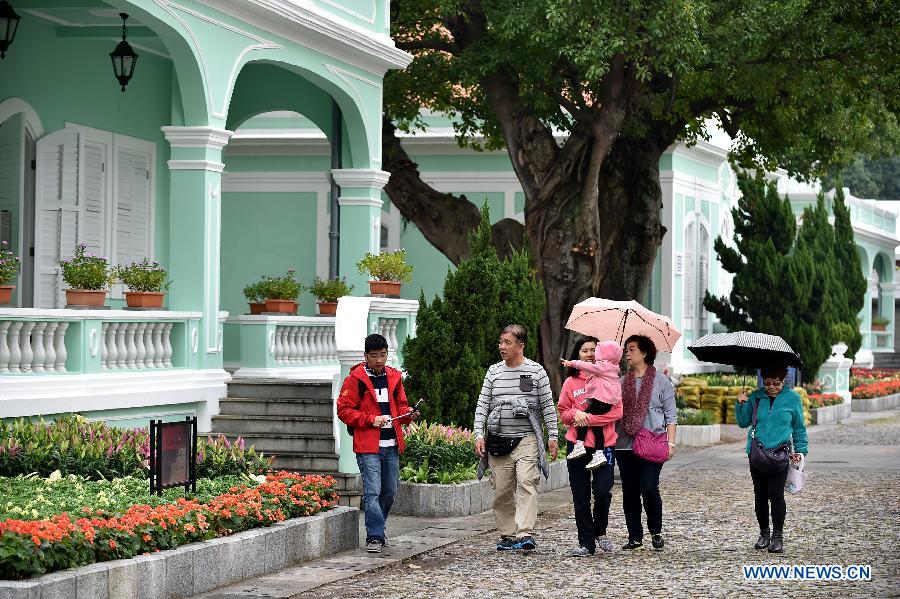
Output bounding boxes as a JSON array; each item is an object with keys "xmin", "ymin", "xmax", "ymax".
[{"xmin": 561, "ymin": 340, "xmax": 623, "ymax": 470}]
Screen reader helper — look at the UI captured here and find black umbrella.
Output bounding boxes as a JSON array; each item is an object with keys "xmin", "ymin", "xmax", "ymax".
[{"xmin": 687, "ymin": 332, "xmax": 804, "ymax": 370}]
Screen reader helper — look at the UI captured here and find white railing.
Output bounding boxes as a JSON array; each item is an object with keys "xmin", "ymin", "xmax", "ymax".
[
  {"xmin": 101, "ymin": 321, "xmax": 174, "ymax": 370},
  {"xmin": 0, "ymin": 320, "xmax": 70, "ymax": 374},
  {"xmin": 273, "ymin": 323, "xmax": 337, "ymax": 366},
  {"xmin": 374, "ymin": 317, "xmax": 401, "ymax": 366}
]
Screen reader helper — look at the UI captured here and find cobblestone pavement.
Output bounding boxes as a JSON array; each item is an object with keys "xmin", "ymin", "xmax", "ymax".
[{"xmin": 299, "ymin": 412, "xmax": 900, "ymax": 599}]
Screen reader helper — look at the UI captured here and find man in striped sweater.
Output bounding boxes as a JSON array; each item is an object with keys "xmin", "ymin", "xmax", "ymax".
[{"xmin": 474, "ymin": 324, "xmax": 559, "ymax": 551}]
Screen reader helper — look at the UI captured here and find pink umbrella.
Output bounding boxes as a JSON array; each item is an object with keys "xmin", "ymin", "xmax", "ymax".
[{"xmin": 565, "ymin": 298, "xmax": 682, "ymax": 351}]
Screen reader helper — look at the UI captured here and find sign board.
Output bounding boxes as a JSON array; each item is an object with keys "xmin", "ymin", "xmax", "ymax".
[{"xmin": 149, "ymin": 417, "xmax": 197, "ymax": 496}]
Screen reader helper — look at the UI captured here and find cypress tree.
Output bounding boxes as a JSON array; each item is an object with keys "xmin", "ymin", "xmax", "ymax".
[
  {"xmin": 402, "ymin": 203, "xmax": 545, "ymax": 426},
  {"xmin": 831, "ymin": 186, "xmax": 866, "ymax": 357}
]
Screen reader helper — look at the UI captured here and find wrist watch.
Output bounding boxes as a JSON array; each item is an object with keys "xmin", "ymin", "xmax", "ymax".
[{"xmin": 667, "ymin": 442, "xmax": 676, "ymax": 448}]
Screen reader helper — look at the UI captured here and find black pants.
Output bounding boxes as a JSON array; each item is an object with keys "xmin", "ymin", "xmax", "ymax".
[
  {"xmin": 567, "ymin": 441, "xmax": 614, "ymax": 552},
  {"xmin": 575, "ymin": 426, "xmax": 603, "ymax": 442},
  {"xmin": 617, "ymin": 449, "xmax": 664, "ymax": 542},
  {"xmin": 750, "ymin": 461, "xmax": 789, "ymax": 532}
]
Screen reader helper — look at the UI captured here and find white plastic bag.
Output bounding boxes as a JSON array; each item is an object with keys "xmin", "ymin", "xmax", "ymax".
[{"xmin": 785, "ymin": 454, "xmax": 806, "ymax": 494}]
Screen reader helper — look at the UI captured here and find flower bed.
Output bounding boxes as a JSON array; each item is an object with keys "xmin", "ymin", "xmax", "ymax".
[
  {"xmin": 400, "ymin": 422, "xmax": 478, "ymax": 484},
  {"xmin": 850, "ymin": 379, "xmax": 900, "ymax": 399},
  {"xmin": 0, "ymin": 472, "xmax": 337, "ymax": 580},
  {"xmin": 0, "ymin": 416, "xmax": 272, "ymax": 480},
  {"xmin": 808, "ymin": 393, "xmax": 845, "ymax": 408}
]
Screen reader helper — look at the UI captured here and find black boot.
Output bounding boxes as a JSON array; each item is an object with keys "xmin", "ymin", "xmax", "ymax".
[
  {"xmin": 754, "ymin": 528, "xmax": 770, "ymax": 550},
  {"xmin": 768, "ymin": 530, "xmax": 783, "ymax": 553}
]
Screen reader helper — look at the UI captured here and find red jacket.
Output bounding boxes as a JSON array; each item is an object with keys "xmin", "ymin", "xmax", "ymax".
[{"xmin": 336, "ymin": 363, "xmax": 412, "ymax": 454}]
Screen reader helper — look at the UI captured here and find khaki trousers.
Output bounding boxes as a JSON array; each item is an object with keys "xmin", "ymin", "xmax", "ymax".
[{"xmin": 488, "ymin": 435, "xmax": 539, "ymax": 539}]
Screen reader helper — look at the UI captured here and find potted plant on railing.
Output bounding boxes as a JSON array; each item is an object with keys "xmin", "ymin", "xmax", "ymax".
[
  {"xmin": 0, "ymin": 240, "xmax": 21, "ymax": 306},
  {"xmin": 309, "ymin": 276, "xmax": 353, "ymax": 315},
  {"xmin": 243, "ymin": 281, "xmax": 266, "ymax": 315},
  {"xmin": 872, "ymin": 315, "xmax": 890, "ymax": 332},
  {"xmin": 356, "ymin": 249, "xmax": 414, "ymax": 296},
  {"xmin": 114, "ymin": 258, "xmax": 170, "ymax": 309},
  {"xmin": 260, "ymin": 269, "xmax": 303, "ymax": 314},
  {"xmin": 59, "ymin": 243, "xmax": 114, "ymax": 307}
]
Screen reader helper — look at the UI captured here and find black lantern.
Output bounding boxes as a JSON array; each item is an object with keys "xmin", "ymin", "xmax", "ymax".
[
  {"xmin": 0, "ymin": 1, "xmax": 20, "ymax": 60},
  {"xmin": 109, "ymin": 13, "xmax": 138, "ymax": 92}
]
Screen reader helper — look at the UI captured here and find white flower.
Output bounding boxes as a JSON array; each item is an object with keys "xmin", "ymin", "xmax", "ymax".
[{"xmin": 47, "ymin": 470, "xmax": 62, "ymax": 482}]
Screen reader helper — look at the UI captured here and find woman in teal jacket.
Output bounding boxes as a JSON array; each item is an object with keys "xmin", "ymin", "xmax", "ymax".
[{"xmin": 736, "ymin": 366, "xmax": 808, "ymax": 554}]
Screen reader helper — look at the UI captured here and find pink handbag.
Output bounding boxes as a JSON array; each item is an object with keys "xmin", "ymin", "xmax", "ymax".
[{"xmin": 632, "ymin": 428, "xmax": 669, "ymax": 463}]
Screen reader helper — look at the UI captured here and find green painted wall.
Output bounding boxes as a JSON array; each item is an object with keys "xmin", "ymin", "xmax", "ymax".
[
  {"xmin": 220, "ymin": 191, "xmax": 320, "ymax": 317},
  {"xmin": 0, "ymin": 17, "xmax": 174, "ymax": 285}
]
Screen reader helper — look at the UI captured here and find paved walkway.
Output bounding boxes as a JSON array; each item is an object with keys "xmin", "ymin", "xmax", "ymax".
[{"xmin": 195, "ymin": 409, "xmax": 900, "ymax": 598}]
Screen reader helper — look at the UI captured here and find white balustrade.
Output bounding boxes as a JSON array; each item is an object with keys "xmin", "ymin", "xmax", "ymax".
[
  {"xmin": 376, "ymin": 318, "xmax": 401, "ymax": 364},
  {"xmin": 100, "ymin": 321, "xmax": 177, "ymax": 370},
  {"xmin": 0, "ymin": 320, "xmax": 70, "ymax": 373},
  {"xmin": 273, "ymin": 323, "xmax": 337, "ymax": 366}
]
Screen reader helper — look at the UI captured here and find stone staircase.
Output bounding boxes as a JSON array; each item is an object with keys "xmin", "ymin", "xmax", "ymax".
[
  {"xmin": 873, "ymin": 352, "xmax": 900, "ymax": 370},
  {"xmin": 209, "ymin": 379, "xmax": 361, "ymax": 506}
]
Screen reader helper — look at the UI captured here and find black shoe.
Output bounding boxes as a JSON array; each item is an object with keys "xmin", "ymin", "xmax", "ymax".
[
  {"xmin": 496, "ymin": 537, "xmax": 515, "ymax": 551},
  {"xmin": 513, "ymin": 536, "xmax": 536, "ymax": 551},
  {"xmin": 768, "ymin": 530, "xmax": 784, "ymax": 553},
  {"xmin": 651, "ymin": 534, "xmax": 664, "ymax": 550},
  {"xmin": 621, "ymin": 540, "xmax": 643, "ymax": 550},
  {"xmin": 754, "ymin": 528, "xmax": 771, "ymax": 550}
]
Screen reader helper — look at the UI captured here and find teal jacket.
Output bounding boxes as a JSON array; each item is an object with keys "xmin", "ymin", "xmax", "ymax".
[{"xmin": 735, "ymin": 387, "xmax": 809, "ymax": 456}]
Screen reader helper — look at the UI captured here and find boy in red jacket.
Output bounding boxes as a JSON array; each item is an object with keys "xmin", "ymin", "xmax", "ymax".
[{"xmin": 336, "ymin": 334, "xmax": 416, "ymax": 553}]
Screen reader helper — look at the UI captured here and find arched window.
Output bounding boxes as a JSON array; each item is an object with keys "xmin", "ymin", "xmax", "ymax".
[{"xmin": 683, "ymin": 215, "xmax": 710, "ymax": 337}]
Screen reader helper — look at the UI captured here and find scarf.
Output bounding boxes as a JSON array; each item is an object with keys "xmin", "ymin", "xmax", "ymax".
[{"xmin": 622, "ymin": 366, "xmax": 656, "ymax": 437}]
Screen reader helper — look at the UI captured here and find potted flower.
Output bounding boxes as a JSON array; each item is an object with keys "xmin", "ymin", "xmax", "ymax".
[
  {"xmin": 59, "ymin": 243, "xmax": 114, "ymax": 307},
  {"xmin": 309, "ymin": 276, "xmax": 354, "ymax": 315},
  {"xmin": 243, "ymin": 281, "xmax": 266, "ymax": 315},
  {"xmin": 260, "ymin": 269, "xmax": 303, "ymax": 314},
  {"xmin": 356, "ymin": 249, "xmax": 414, "ymax": 296},
  {"xmin": 114, "ymin": 258, "xmax": 170, "ymax": 308},
  {"xmin": 872, "ymin": 315, "xmax": 890, "ymax": 332},
  {"xmin": 0, "ymin": 240, "xmax": 20, "ymax": 305}
]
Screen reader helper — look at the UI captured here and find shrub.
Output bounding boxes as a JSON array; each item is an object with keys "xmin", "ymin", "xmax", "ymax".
[
  {"xmin": 402, "ymin": 203, "xmax": 544, "ymax": 426},
  {"xmin": 258, "ymin": 269, "xmax": 303, "ymax": 300},
  {"xmin": 58, "ymin": 243, "xmax": 114, "ymax": 290},
  {"xmin": 676, "ymin": 408, "xmax": 715, "ymax": 426},
  {"xmin": 872, "ymin": 314, "xmax": 891, "ymax": 327},
  {"xmin": 399, "ymin": 422, "xmax": 478, "ymax": 484},
  {"xmin": 242, "ymin": 281, "xmax": 265, "ymax": 303},
  {"xmin": 0, "ymin": 416, "xmax": 273, "ymax": 480},
  {"xmin": 114, "ymin": 258, "xmax": 170, "ymax": 293},
  {"xmin": 0, "ymin": 240, "xmax": 21, "ymax": 285},
  {"xmin": 808, "ymin": 393, "xmax": 844, "ymax": 408},
  {"xmin": 309, "ymin": 276, "xmax": 354, "ymax": 302},
  {"xmin": 356, "ymin": 249, "xmax": 414, "ymax": 283}
]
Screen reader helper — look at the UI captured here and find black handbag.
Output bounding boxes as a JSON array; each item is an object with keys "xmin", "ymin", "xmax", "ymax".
[
  {"xmin": 486, "ymin": 433, "xmax": 522, "ymax": 457},
  {"xmin": 749, "ymin": 397, "xmax": 791, "ymax": 474}
]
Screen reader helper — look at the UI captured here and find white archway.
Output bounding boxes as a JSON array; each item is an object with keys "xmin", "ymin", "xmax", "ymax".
[{"xmin": 0, "ymin": 97, "xmax": 44, "ymax": 139}]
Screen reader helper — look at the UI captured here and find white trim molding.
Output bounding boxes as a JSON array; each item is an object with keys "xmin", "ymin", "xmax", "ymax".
[
  {"xmin": 338, "ymin": 196, "xmax": 383, "ymax": 208},
  {"xmin": 0, "ymin": 97, "xmax": 44, "ymax": 138},
  {"xmin": 167, "ymin": 159, "xmax": 226, "ymax": 172},
  {"xmin": 222, "ymin": 171, "xmax": 330, "ymax": 192},
  {"xmin": 331, "ymin": 168, "xmax": 391, "ymax": 190},
  {"xmin": 162, "ymin": 126, "xmax": 234, "ymax": 150}
]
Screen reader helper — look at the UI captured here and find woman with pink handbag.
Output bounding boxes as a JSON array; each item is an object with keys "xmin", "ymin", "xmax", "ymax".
[{"xmin": 615, "ymin": 335, "xmax": 677, "ymax": 551}]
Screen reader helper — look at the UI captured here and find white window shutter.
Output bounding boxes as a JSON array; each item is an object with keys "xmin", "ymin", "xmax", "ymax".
[
  {"xmin": 81, "ymin": 142, "xmax": 106, "ymax": 257},
  {"xmin": 34, "ymin": 128, "xmax": 81, "ymax": 308},
  {"xmin": 698, "ymin": 226, "xmax": 710, "ymax": 333},
  {"xmin": 683, "ymin": 221, "xmax": 696, "ymax": 331},
  {"xmin": 114, "ymin": 147, "xmax": 150, "ymax": 267}
]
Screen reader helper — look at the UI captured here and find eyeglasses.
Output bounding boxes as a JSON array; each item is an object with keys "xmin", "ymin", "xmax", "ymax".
[
  {"xmin": 365, "ymin": 352, "xmax": 388, "ymax": 360},
  {"xmin": 762, "ymin": 379, "xmax": 784, "ymax": 387}
]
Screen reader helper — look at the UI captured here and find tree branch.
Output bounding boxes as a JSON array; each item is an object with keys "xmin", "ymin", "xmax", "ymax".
[{"xmin": 395, "ymin": 39, "xmax": 460, "ymax": 55}]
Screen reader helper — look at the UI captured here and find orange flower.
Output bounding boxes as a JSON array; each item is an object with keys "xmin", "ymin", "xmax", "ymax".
[
  {"xmin": 109, "ymin": 540, "xmax": 117, "ymax": 549},
  {"xmin": 142, "ymin": 534, "xmax": 152, "ymax": 542}
]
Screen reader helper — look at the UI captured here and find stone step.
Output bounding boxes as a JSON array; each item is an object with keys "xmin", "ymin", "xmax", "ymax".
[
  {"xmin": 270, "ymin": 451, "xmax": 340, "ymax": 472},
  {"xmin": 211, "ymin": 415, "xmax": 333, "ymax": 436},
  {"xmin": 218, "ymin": 397, "xmax": 333, "ymax": 418},
  {"xmin": 227, "ymin": 379, "xmax": 332, "ymax": 400},
  {"xmin": 206, "ymin": 432, "xmax": 337, "ymax": 454}
]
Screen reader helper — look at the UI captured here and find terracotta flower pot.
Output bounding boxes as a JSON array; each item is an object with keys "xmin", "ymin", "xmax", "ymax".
[
  {"xmin": 249, "ymin": 302, "xmax": 266, "ymax": 315},
  {"xmin": 317, "ymin": 301, "xmax": 337, "ymax": 315},
  {"xmin": 872, "ymin": 323, "xmax": 887, "ymax": 332},
  {"xmin": 265, "ymin": 299, "xmax": 297, "ymax": 314},
  {"xmin": 124, "ymin": 291, "xmax": 165, "ymax": 309},
  {"xmin": 368, "ymin": 280, "xmax": 402, "ymax": 296},
  {"xmin": 65, "ymin": 289, "xmax": 107, "ymax": 307},
  {"xmin": 0, "ymin": 285, "xmax": 13, "ymax": 305}
]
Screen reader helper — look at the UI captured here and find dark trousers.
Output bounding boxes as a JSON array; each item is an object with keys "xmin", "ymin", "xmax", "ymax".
[
  {"xmin": 750, "ymin": 461, "xmax": 789, "ymax": 532},
  {"xmin": 617, "ymin": 449, "xmax": 664, "ymax": 542},
  {"xmin": 567, "ymin": 441, "xmax": 614, "ymax": 552},
  {"xmin": 575, "ymin": 426, "xmax": 603, "ymax": 442}
]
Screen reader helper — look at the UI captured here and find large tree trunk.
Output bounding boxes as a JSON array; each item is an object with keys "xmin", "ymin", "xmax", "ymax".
[{"xmin": 529, "ymin": 137, "xmax": 667, "ymax": 391}]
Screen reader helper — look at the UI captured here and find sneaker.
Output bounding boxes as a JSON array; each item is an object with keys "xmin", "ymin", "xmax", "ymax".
[
  {"xmin": 567, "ymin": 441, "xmax": 587, "ymax": 460},
  {"xmin": 568, "ymin": 546, "xmax": 593, "ymax": 557},
  {"xmin": 365, "ymin": 539, "xmax": 383, "ymax": 553},
  {"xmin": 513, "ymin": 536, "xmax": 536, "ymax": 551},
  {"xmin": 496, "ymin": 537, "xmax": 515, "ymax": 551},
  {"xmin": 596, "ymin": 536, "xmax": 614, "ymax": 552},
  {"xmin": 621, "ymin": 540, "xmax": 643, "ymax": 550},
  {"xmin": 651, "ymin": 534, "xmax": 664, "ymax": 551},
  {"xmin": 585, "ymin": 451, "xmax": 607, "ymax": 470}
]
